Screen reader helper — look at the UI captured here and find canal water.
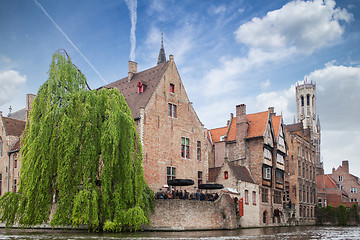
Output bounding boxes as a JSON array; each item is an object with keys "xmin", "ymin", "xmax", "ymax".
[{"xmin": 0, "ymin": 226, "xmax": 359, "ymax": 239}]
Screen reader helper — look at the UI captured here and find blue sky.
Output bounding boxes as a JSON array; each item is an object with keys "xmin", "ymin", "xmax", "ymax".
[{"xmin": 1, "ymin": 0, "xmax": 360, "ymax": 176}]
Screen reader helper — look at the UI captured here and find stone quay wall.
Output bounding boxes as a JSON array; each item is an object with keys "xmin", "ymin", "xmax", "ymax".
[{"xmin": 149, "ymin": 194, "xmax": 238, "ymax": 230}]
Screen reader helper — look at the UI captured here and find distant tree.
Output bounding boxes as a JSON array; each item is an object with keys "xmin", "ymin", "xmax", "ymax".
[{"xmin": 0, "ymin": 50, "xmax": 154, "ymax": 231}]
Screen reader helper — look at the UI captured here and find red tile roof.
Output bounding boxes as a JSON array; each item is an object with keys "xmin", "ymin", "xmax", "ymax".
[
  {"xmin": 208, "ymin": 127, "xmax": 227, "ymax": 143},
  {"xmin": 272, "ymin": 115, "xmax": 281, "ymax": 138},
  {"xmin": 103, "ymin": 61, "xmax": 169, "ymax": 119},
  {"xmin": 2, "ymin": 116, "xmax": 26, "ymax": 137},
  {"xmin": 247, "ymin": 111, "xmax": 269, "ymax": 138}
]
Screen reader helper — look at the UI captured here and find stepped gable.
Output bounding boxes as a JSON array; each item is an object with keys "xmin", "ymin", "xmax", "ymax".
[
  {"xmin": 2, "ymin": 116, "xmax": 26, "ymax": 137},
  {"xmin": 104, "ymin": 61, "xmax": 169, "ymax": 119},
  {"xmin": 228, "ymin": 162, "xmax": 255, "ymax": 184}
]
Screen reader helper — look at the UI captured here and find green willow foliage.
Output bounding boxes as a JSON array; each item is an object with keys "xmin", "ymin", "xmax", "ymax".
[{"xmin": 0, "ymin": 51, "xmax": 154, "ymax": 231}]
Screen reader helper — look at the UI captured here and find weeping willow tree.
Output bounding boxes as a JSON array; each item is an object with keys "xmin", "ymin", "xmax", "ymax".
[{"xmin": 0, "ymin": 50, "xmax": 154, "ymax": 231}]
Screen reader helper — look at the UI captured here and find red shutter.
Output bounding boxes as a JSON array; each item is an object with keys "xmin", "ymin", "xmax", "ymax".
[{"xmin": 239, "ymin": 198, "xmax": 244, "ymax": 216}]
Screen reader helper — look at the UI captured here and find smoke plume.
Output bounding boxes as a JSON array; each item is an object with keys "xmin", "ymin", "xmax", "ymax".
[{"xmin": 125, "ymin": 0, "xmax": 137, "ymax": 61}]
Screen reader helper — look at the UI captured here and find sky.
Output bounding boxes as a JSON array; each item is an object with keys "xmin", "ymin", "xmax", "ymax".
[{"xmin": 1, "ymin": 0, "xmax": 360, "ymax": 176}]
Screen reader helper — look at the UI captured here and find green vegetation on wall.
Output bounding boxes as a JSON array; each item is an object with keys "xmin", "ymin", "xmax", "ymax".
[
  {"xmin": 0, "ymin": 51, "xmax": 154, "ymax": 231},
  {"xmin": 316, "ymin": 204, "xmax": 359, "ymax": 226}
]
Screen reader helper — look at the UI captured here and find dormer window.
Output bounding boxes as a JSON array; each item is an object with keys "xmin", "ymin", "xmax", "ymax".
[
  {"xmin": 170, "ymin": 83, "xmax": 175, "ymax": 93},
  {"xmin": 137, "ymin": 80, "xmax": 144, "ymax": 94}
]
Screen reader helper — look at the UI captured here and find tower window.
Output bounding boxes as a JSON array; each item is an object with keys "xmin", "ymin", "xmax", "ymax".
[
  {"xmin": 307, "ymin": 94, "xmax": 310, "ymax": 106},
  {"xmin": 301, "ymin": 96, "xmax": 304, "ymax": 107},
  {"xmin": 170, "ymin": 83, "xmax": 175, "ymax": 93}
]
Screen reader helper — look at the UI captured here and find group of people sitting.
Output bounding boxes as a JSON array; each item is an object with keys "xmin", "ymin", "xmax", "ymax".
[{"xmin": 155, "ymin": 188, "xmax": 219, "ymax": 201}]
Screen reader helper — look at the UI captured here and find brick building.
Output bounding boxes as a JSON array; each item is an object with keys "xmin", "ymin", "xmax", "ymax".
[
  {"xmin": 0, "ymin": 113, "xmax": 25, "ymax": 195},
  {"xmin": 284, "ymin": 123, "xmax": 316, "ymax": 223},
  {"xmin": 316, "ymin": 161, "xmax": 360, "ymax": 209},
  {"xmin": 208, "ymin": 104, "xmax": 287, "ymax": 226},
  {"xmin": 104, "ymin": 45, "xmax": 209, "ymax": 192},
  {"xmin": 208, "ymin": 161, "xmax": 260, "ymax": 227}
]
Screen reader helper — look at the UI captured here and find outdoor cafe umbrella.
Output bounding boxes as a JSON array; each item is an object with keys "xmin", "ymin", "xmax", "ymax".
[
  {"xmin": 198, "ymin": 183, "xmax": 224, "ymax": 190},
  {"xmin": 167, "ymin": 179, "xmax": 194, "ymax": 186}
]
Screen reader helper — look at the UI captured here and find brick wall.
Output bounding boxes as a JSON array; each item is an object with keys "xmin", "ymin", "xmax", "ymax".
[{"xmin": 149, "ymin": 194, "xmax": 238, "ymax": 230}]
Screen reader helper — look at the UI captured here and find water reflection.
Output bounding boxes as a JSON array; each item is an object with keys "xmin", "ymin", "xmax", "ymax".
[{"xmin": 0, "ymin": 226, "xmax": 360, "ymax": 240}]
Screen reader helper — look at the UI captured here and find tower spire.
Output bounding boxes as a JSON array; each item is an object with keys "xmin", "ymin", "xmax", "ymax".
[{"xmin": 157, "ymin": 32, "xmax": 166, "ymax": 65}]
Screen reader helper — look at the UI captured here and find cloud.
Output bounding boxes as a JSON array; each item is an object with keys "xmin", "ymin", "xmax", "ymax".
[
  {"xmin": 307, "ymin": 63, "xmax": 360, "ymax": 131},
  {"xmin": 235, "ymin": 0, "xmax": 352, "ymax": 54},
  {"xmin": 125, "ymin": 0, "xmax": 137, "ymax": 61},
  {"xmin": 0, "ymin": 70, "xmax": 27, "ymax": 106},
  {"xmin": 260, "ymin": 79, "xmax": 271, "ymax": 90}
]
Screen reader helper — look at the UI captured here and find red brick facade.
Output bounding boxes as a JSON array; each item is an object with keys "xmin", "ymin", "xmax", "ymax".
[{"xmin": 106, "ymin": 56, "xmax": 209, "ymax": 192}]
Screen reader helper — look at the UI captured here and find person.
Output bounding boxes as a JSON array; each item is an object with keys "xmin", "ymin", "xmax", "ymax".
[
  {"xmin": 196, "ymin": 190, "xmax": 200, "ymax": 201},
  {"xmin": 214, "ymin": 193, "xmax": 219, "ymax": 201},
  {"xmin": 179, "ymin": 190, "xmax": 183, "ymax": 199},
  {"xmin": 156, "ymin": 188, "xmax": 164, "ymax": 199}
]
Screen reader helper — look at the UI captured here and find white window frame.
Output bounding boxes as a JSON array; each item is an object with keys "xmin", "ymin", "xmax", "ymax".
[
  {"xmin": 264, "ymin": 148, "xmax": 272, "ymax": 160},
  {"xmin": 351, "ymin": 187, "xmax": 357, "ymax": 193},
  {"xmin": 338, "ymin": 176, "xmax": 343, "ymax": 182},
  {"xmin": 277, "ymin": 153, "xmax": 284, "ymax": 164},
  {"xmin": 263, "ymin": 167, "xmax": 271, "ymax": 180}
]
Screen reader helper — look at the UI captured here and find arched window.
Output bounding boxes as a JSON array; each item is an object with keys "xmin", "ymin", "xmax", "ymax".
[
  {"xmin": 0, "ymin": 138, "xmax": 2, "ymax": 157},
  {"xmin": 224, "ymin": 171, "xmax": 228, "ymax": 179},
  {"xmin": 307, "ymin": 94, "xmax": 310, "ymax": 106},
  {"xmin": 263, "ymin": 211, "xmax": 267, "ymax": 223},
  {"xmin": 301, "ymin": 95, "xmax": 304, "ymax": 107}
]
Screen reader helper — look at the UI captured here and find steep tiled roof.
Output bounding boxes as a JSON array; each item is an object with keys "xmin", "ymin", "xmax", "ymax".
[
  {"xmin": 8, "ymin": 108, "xmax": 26, "ymax": 121},
  {"xmin": 226, "ymin": 118, "xmax": 236, "ymax": 142},
  {"xmin": 2, "ymin": 116, "xmax": 26, "ymax": 137},
  {"xmin": 350, "ymin": 174, "xmax": 360, "ymax": 185},
  {"xmin": 208, "ymin": 167, "xmax": 221, "ymax": 182},
  {"xmin": 103, "ymin": 61, "xmax": 169, "ymax": 118},
  {"xmin": 317, "ymin": 174, "xmax": 348, "ymax": 196},
  {"xmin": 247, "ymin": 111, "xmax": 269, "ymax": 138},
  {"xmin": 208, "ymin": 127, "xmax": 227, "ymax": 143},
  {"xmin": 272, "ymin": 115, "xmax": 281, "ymax": 138},
  {"xmin": 228, "ymin": 162, "xmax": 256, "ymax": 184}
]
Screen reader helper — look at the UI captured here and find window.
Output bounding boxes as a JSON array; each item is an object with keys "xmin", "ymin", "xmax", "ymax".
[
  {"xmin": 245, "ymin": 190, "xmax": 249, "ymax": 204},
  {"xmin": 351, "ymin": 199, "xmax": 358, "ymax": 202},
  {"xmin": 264, "ymin": 148, "xmax": 272, "ymax": 160},
  {"xmin": 274, "ymin": 190, "xmax": 282, "ymax": 204},
  {"xmin": 13, "ymin": 179, "xmax": 17, "ymax": 192},
  {"xmin": 198, "ymin": 171, "xmax": 202, "ymax": 185},
  {"xmin": 168, "ymin": 103, "xmax": 177, "ymax": 118},
  {"xmin": 137, "ymin": 80, "xmax": 144, "ymax": 94},
  {"xmin": 275, "ymin": 170, "xmax": 284, "ymax": 184},
  {"xmin": 351, "ymin": 188, "xmax": 357, "ymax": 193},
  {"xmin": 170, "ymin": 83, "xmax": 175, "ymax": 93},
  {"xmin": 298, "ymin": 147, "xmax": 300, "ymax": 157},
  {"xmin": 338, "ymin": 176, "xmax": 343, "ymax": 182},
  {"xmin": 263, "ymin": 166, "xmax": 271, "ymax": 180},
  {"xmin": 167, "ymin": 167, "xmax": 176, "ymax": 182},
  {"xmin": 262, "ymin": 188, "xmax": 268, "ymax": 203},
  {"xmin": 0, "ymin": 174, "xmax": 2, "ymax": 196},
  {"xmin": 0, "ymin": 138, "xmax": 2, "ymax": 157},
  {"xmin": 197, "ymin": 141, "xmax": 201, "ymax": 161},
  {"xmin": 263, "ymin": 211, "xmax": 267, "ymax": 223},
  {"xmin": 301, "ymin": 95, "xmax": 304, "ymax": 107},
  {"xmin": 224, "ymin": 171, "xmax": 228, "ymax": 179},
  {"xmin": 278, "ymin": 135, "xmax": 284, "ymax": 147},
  {"xmin": 181, "ymin": 137, "xmax": 190, "ymax": 159},
  {"xmin": 252, "ymin": 191, "xmax": 256, "ymax": 205},
  {"xmin": 277, "ymin": 153, "xmax": 284, "ymax": 164},
  {"xmin": 298, "ymin": 161, "xmax": 301, "ymax": 176},
  {"xmin": 307, "ymin": 94, "xmax": 310, "ymax": 106},
  {"xmin": 14, "ymin": 154, "xmax": 17, "ymax": 168}
]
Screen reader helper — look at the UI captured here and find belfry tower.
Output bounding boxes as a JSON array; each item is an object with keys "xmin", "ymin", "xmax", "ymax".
[{"xmin": 296, "ymin": 80, "xmax": 322, "ymax": 174}]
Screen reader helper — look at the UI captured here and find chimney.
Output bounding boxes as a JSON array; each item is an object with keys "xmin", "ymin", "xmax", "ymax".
[
  {"xmin": 26, "ymin": 94, "xmax": 36, "ymax": 119},
  {"xmin": 268, "ymin": 106, "xmax": 275, "ymax": 118},
  {"xmin": 236, "ymin": 104, "xmax": 248, "ymax": 159},
  {"xmin": 342, "ymin": 160, "xmax": 349, "ymax": 173},
  {"xmin": 128, "ymin": 61, "xmax": 137, "ymax": 82},
  {"xmin": 169, "ymin": 54, "xmax": 174, "ymax": 62},
  {"xmin": 332, "ymin": 167, "xmax": 335, "ymax": 174}
]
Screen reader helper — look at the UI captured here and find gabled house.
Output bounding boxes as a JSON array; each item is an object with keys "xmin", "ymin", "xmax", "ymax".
[
  {"xmin": 0, "ymin": 113, "xmax": 26, "ymax": 195},
  {"xmin": 103, "ymin": 48, "xmax": 209, "ymax": 192},
  {"xmin": 320, "ymin": 160, "xmax": 360, "ymax": 207},
  {"xmin": 208, "ymin": 161, "xmax": 259, "ymax": 227},
  {"xmin": 285, "ymin": 122, "xmax": 316, "ymax": 223},
  {"xmin": 208, "ymin": 104, "xmax": 287, "ymax": 226}
]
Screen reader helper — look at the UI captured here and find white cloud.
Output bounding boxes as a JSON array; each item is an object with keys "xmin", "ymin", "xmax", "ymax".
[
  {"xmin": 261, "ymin": 79, "xmax": 271, "ymax": 90},
  {"xmin": 308, "ymin": 63, "xmax": 360, "ymax": 131},
  {"xmin": 0, "ymin": 70, "xmax": 27, "ymax": 106},
  {"xmin": 209, "ymin": 5, "xmax": 227, "ymax": 15},
  {"xmin": 235, "ymin": 0, "xmax": 352, "ymax": 54}
]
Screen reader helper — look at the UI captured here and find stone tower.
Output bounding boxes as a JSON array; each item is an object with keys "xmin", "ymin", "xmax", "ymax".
[{"xmin": 295, "ymin": 80, "xmax": 322, "ymax": 174}]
